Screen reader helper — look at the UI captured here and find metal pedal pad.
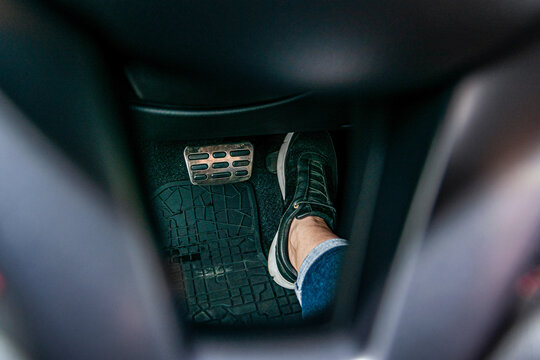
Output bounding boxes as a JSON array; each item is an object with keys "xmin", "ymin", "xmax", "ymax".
[{"xmin": 184, "ymin": 142, "xmax": 254, "ymax": 185}]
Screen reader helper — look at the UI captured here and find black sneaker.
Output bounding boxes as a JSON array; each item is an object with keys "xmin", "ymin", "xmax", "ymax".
[{"xmin": 268, "ymin": 132, "xmax": 338, "ymax": 289}]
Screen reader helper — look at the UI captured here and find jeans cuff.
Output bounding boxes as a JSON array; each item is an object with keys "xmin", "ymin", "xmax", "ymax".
[{"xmin": 294, "ymin": 238, "xmax": 348, "ymax": 305}]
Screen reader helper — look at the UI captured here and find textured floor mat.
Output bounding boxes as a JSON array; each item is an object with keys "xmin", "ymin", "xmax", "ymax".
[{"xmin": 153, "ymin": 180, "xmax": 302, "ymax": 324}]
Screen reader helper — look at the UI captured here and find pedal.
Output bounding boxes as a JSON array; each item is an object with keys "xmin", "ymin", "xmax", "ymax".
[{"xmin": 184, "ymin": 142, "xmax": 254, "ymax": 185}]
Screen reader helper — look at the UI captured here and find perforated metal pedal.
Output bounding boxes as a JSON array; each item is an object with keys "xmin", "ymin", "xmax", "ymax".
[{"xmin": 184, "ymin": 142, "xmax": 254, "ymax": 185}]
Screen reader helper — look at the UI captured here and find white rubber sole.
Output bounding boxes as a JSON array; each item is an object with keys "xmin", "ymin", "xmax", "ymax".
[
  {"xmin": 277, "ymin": 132, "xmax": 294, "ymax": 200},
  {"xmin": 268, "ymin": 232, "xmax": 295, "ymax": 289},
  {"xmin": 268, "ymin": 132, "xmax": 296, "ymax": 289}
]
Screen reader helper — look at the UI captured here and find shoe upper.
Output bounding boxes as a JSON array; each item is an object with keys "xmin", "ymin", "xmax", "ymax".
[{"xmin": 275, "ymin": 132, "xmax": 338, "ymax": 283}]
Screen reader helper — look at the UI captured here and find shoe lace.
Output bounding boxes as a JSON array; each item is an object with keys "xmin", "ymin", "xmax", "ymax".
[{"xmin": 305, "ymin": 159, "xmax": 331, "ymax": 206}]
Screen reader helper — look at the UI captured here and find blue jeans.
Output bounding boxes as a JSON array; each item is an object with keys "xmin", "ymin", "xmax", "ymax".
[{"xmin": 294, "ymin": 238, "xmax": 348, "ymax": 318}]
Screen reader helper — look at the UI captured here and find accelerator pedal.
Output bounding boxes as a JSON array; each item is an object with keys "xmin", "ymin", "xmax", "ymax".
[{"xmin": 184, "ymin": 142, "xmax": 254, "ymax": 185}]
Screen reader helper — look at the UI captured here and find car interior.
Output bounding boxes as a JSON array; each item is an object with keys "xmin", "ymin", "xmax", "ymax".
[{"xmin": 1, "ymin": 0, "xmax": 540, "ymax": 359}]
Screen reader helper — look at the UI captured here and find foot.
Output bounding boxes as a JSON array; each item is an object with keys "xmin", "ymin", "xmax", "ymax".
[
  {"xmin": 288, "ymin": 216, "xmax": 337, "ymax": 271},
  {"xmin": 268, "ymin": 132, "xmax": 338, "ymax": 289}
]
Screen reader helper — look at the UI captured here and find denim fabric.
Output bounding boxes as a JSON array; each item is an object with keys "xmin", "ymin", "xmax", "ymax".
[{"xmin": 294, "ymin": 239, "xmax": 347, "ymax": 318}]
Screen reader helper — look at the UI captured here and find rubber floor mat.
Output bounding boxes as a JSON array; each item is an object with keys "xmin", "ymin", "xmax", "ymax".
[{"xmin": 153, "ymin": 180, "xmax": 302, "ymax": 324}]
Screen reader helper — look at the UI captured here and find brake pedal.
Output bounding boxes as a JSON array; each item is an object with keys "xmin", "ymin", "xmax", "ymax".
[{"xmin": 184, "ymin": 142, "xmax": 254, "ymax": 185}]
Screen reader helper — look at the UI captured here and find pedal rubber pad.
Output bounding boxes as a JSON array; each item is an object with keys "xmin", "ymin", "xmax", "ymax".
[{"xmin": 184, "ymin": 142, "xmax": 254, "ymax": 185}]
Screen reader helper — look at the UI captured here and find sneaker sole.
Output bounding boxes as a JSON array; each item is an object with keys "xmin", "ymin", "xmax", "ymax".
[
  {"xmin": 277, "ymin": 132, "xmax": 294, "ymax": 200},
  {"xmin": 268, "ymin": 232, "xmax": 296, "ymax": 289},
  {"xmin": 268, "ymin": 132, "xmax": 296, "ymax": 289}
]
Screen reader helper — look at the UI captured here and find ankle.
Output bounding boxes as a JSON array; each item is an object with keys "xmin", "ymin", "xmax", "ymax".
[
  {"xmin": 288, "ymin": 216, "xmax": 337, "ymax": 271},
  {"xmin": 289, "ymin": 216, "xmax": 328, "ymax": 245}
]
